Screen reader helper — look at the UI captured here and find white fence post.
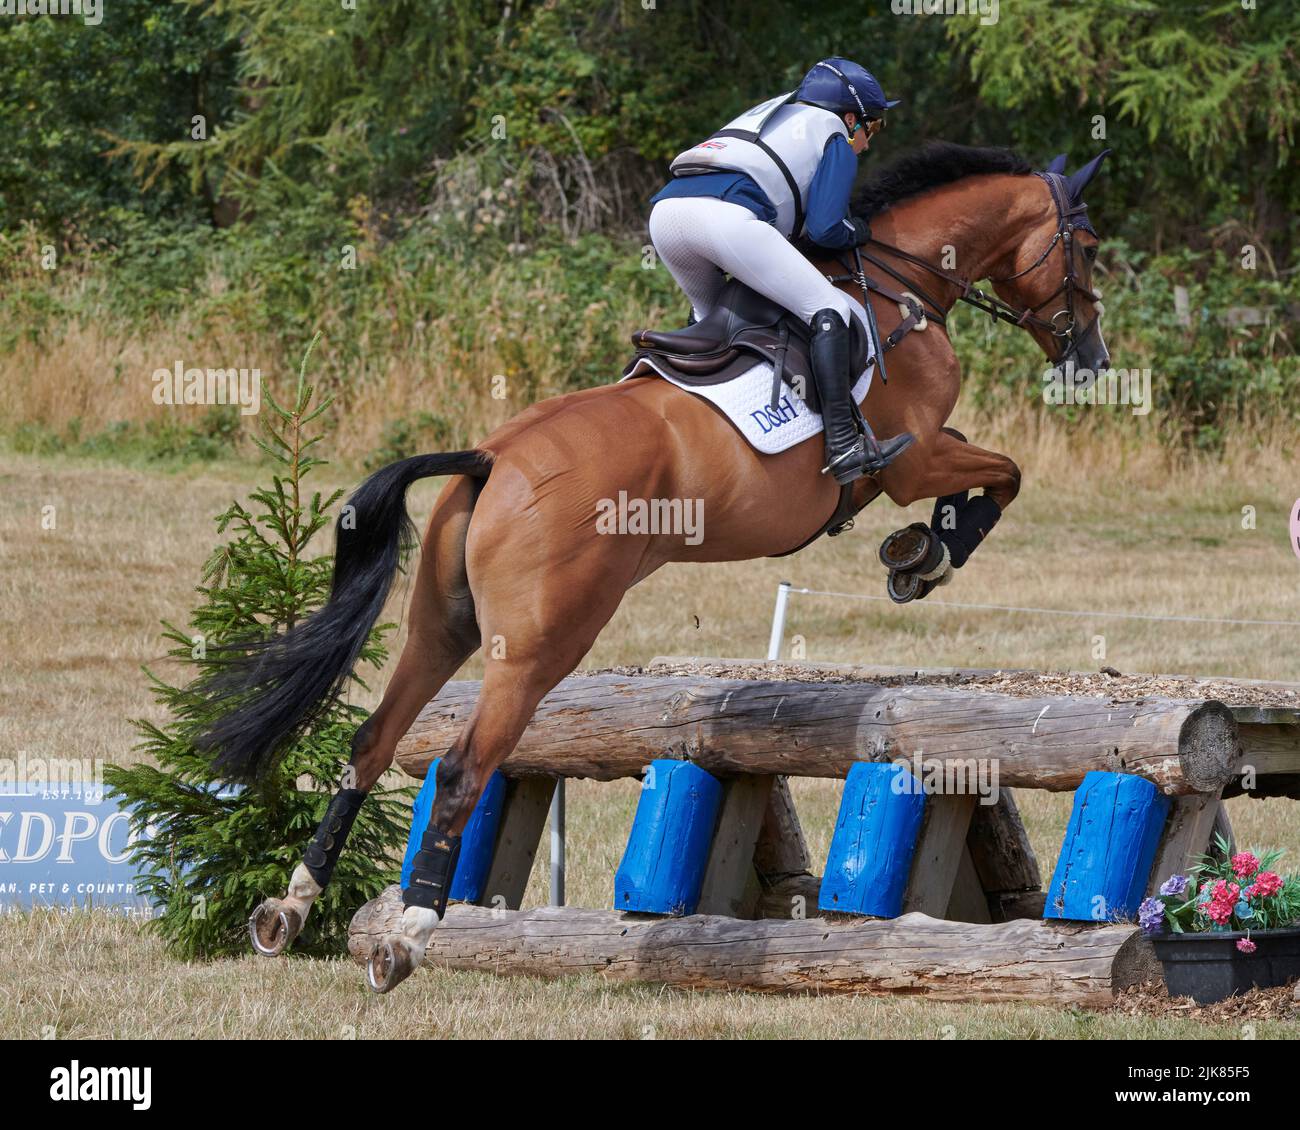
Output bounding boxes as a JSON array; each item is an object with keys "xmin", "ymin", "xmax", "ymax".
[
  {"xmin": 767, "ymin": 580, "xmax": 792, "ymax": 661},
  {"xmin": 549, "ymin": 780, "xmax": 565, "ymax": 906}
]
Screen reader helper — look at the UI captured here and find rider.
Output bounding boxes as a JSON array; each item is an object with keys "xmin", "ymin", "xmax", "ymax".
[{"xmin": 648, "ymin": 58, "xmax": 912, "ymax": 484}]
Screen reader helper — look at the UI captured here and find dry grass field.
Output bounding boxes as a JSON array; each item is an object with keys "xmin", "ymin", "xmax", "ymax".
[{"xmin": 2, "ymin": 409, "xmax": 1299, "ymax": 1039}]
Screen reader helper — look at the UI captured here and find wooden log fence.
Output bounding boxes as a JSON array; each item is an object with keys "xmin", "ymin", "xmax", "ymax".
[{"xmin": 347, "ymin": 667, "xmax": 1300, "ymax": 1004}]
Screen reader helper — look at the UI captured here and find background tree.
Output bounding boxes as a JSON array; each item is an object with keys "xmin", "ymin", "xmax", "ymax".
[{"xmin": 105, "ymin": 339, "xmax": 411, "ymax": 958}]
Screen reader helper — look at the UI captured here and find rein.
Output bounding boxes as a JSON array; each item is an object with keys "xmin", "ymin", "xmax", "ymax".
[{"xmin": 827, "ymin": 172, "xmax": 1099, "ymax": 361}]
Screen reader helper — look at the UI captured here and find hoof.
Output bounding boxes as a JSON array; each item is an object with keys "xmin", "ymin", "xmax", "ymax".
[
  {"xmin": 249, "ymin": 901, "xmax": 303, "ymax": 957},
  {"xmin": 879, "ymin": 522, "xmax": 943, "ymax": 574},
  {"xmin": 889, "ymin": 569, "xmax": 930, "ymax": 603},
  {"xmin": 367, "ymin": 938, "xmax": 417, "ymax": 994}
]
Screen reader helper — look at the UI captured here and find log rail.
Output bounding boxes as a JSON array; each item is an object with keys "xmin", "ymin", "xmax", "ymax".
[{"xmin": 396, "ymin": 673, "xmax": 1242, "ymax": 795}]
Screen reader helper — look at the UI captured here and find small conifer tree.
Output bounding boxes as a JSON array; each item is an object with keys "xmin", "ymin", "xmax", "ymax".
[{"xmin": 106, "ymin": 338, "xmax": 411, "ymax": 958}]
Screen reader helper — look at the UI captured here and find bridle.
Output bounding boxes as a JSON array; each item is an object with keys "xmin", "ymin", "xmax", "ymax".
[{"xmin": 830, "ymin": 171, "xmax": 1102, "ymax": 369}]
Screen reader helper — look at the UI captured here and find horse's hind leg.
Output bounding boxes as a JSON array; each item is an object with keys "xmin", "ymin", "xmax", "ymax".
[
  {"xmin": 249, "ymin": 476, "xmax": 482, "ymax": 957},
  {"xmin": 366, "ymin": 503, "xmax": 642, "ymax": 992}
]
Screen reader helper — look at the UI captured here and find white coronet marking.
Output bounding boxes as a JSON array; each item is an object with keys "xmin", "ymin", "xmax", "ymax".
[
  {"xmin": 287, "ymin": 862, "xmax": 323, "ymax": 903},
  {"xmin": 400, "ymin": 904, "xmax": 442, "ymax": 946}
]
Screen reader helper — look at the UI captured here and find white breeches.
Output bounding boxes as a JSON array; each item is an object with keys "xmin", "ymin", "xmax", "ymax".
[{"xmin": 648, "ymin": 197, "xmax": 865, "ymax": 331}]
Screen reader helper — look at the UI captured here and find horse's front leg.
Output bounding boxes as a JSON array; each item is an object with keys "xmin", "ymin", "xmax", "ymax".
[{"xmin": 873, "ymin": 426, "xmax": 1021, "ymax": 603}]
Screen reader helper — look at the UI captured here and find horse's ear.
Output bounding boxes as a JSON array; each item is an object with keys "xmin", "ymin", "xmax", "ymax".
[
  {"xmin": 1066, "ymin": 148, "xmax": 1112, "ymax": 200},
  {"xmin": 1044, "ymin": 153, "xmax": 1068, "ymax": 175}
]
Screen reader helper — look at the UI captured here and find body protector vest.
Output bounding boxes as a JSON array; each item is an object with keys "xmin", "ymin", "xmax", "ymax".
[{"xmin": 669, "ymin": 92, "xmax": 850, "ymax": 240}]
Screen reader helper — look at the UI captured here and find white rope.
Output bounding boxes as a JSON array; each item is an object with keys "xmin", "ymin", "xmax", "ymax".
[{"xmin": 785, "ymin": 586, "xmax": 1300, "ymax": 628}]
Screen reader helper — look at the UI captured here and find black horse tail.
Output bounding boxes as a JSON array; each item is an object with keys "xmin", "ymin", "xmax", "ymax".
[{"xmin": 197, "ymin": 450, "xmax": 494, "ymax": 782}]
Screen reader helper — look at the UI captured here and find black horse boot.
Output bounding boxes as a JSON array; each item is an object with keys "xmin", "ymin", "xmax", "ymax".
[{"xmin": 810, "ymin": 308, "xmax": 913, "ymax": 485}]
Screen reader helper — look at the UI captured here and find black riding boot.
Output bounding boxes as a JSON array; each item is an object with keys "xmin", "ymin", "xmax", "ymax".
[{"xmin": 810, "ymin": 308, "xmax": 914, "ymax": 485}]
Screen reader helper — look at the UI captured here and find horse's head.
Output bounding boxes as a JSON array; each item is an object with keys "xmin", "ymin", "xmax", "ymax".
[{"xmin": 990, "ymin": 150, "xmax": 1111, "ymax": 373}]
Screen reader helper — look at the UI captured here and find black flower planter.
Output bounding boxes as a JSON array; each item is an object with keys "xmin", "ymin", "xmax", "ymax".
[{"xmin": 1150, "ymin": 927, "xmax": 1300, "ymax": 1004}]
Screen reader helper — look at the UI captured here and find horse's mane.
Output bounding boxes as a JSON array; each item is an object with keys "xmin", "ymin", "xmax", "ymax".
[{"xmin": 852, "ymin": 142, "xmax": 1034, "ymax": 219}]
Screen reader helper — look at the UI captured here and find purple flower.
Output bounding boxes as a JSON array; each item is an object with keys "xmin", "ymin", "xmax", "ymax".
[
  {"xmin": 1159, "ymin": 874, "xmax": 1189, "ymax": 897},
  {"xmin": 1138, "ymin": 896, "xmax": 1165, "ymax": 934}
]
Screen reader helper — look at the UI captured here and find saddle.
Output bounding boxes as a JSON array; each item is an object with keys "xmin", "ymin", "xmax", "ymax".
[{"xmin": 625, "ymin": 279, "xmax": 869, "ymax": 413}]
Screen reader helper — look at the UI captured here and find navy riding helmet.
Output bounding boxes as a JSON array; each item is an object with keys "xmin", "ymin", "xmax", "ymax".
[{"xmin": 796, "ymin": 57, "xmax": 900, "ymax": 127}]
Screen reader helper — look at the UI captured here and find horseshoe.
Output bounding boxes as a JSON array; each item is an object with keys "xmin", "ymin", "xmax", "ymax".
[{"xmin": 249, "ymin": 901, "xmax": 303, "ymax": 957}]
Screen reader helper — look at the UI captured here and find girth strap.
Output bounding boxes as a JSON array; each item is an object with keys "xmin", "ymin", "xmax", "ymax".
[
  {"xmin": 768, "ymin": 322, "xmax": 790, "ymax": 411},
  {"xmin": 772, "ymin": 481, "xmax": 859, "ymax": 557}
]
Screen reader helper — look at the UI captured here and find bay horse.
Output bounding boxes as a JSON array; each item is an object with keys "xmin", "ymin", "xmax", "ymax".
[{"xmin": 199, "ymin": 143, "xmax": 1111, "ymax": 991}]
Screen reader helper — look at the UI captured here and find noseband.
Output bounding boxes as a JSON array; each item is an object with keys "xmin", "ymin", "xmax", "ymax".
[{"xmin": 834, "ymin": 171, "xmax": 1101, "ymax": 363}]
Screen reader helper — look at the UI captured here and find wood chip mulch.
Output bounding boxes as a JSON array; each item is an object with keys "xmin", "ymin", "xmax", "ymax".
[
  {"xmin": 592, "ymin": 660, "xmax": 1300, "ymax": 710},
  {"xmin": 1108, "ymin": 980, "xmax": 1300, "ymax": 1022}
]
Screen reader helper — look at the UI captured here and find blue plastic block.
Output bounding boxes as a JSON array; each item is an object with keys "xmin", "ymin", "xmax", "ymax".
[
  {"xmin": 614, "ymin": 760, "xmax": 722, "ymax": 915},
  {"xmin": 400, "ymin": 760, "xmax": 507, "ymax": 903},
  {"xmin": 819, "ymin": 761, "xmax": 927, "ymax": 917},
  {"xmin": 1044, "ymin": 770, "xmax": 1171, "ymax": 921}
]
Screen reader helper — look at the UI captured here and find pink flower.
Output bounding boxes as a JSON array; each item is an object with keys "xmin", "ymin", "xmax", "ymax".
[
  {"xmin": 1236, "ymin": 937, "xmax": 1257, "ymax": 954},
  {"xmin": 1207, "ymin": 902, "xmax": 1233, "ymax": 925},
  {"xmin": 1231, "ymin": 852, "xmax": 1260, "ymax": 879},
  {"xmin": 1208, "ymin": 879, "xmax": 1233, "ymax": 900},
  {"xmin": 1251, "ymin": 871, "xmax": 1283, "ymax": 898},
  {"xmin": 1205, "ymin": 880, "xmax": 1240, "ymax": 925}
]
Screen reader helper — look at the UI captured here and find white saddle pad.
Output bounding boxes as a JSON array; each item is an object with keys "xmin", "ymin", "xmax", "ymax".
[{"xmin": 623, "ymin": 357, "xmax": 874, "ymax": 454}]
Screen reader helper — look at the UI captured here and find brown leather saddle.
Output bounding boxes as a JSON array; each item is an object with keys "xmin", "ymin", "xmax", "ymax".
[{"xmin": 625, "ymin": 279, "xmax": 869, "ymax": 413}]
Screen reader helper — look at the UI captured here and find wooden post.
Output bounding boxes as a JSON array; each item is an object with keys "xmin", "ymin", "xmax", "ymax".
[
  {"xmin": 966, "ymin": 790, "xmax": 1044, "ymax": 921},
  {"xmin": 752, "ymin": 776, "xmax": 811, "ymax": 879},
  {"xmin": 750, "ymin": 776, "xmax": 818, "ymax": 920},
  {"xmin": 944, "ymin": 845, "xmax": 993, "ymax": 923},
  {"xmin": 478, "ymin": 777, "xmax": 554, "ymax": 910},
  {"xmin": 696, "ymin": 775, "xmax": 775, "ymax": 918},
  {"xmin": 1211, "ymin": 802, "xmax": 1236, "ymax": 857},
  {"xmin": 902, "ymin": 794, "xmax": 977, "ymax": 917},
  {"xmin": 1146, "ymin": 790, "xmax": 1239, "ymax": 895}
]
